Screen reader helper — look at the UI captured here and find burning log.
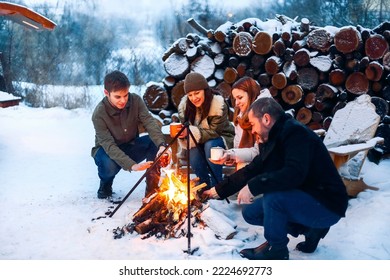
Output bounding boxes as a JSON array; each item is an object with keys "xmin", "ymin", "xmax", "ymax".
[{"xmin": 113, "ymin": 169, "xmax": 236, "ymax": 240}]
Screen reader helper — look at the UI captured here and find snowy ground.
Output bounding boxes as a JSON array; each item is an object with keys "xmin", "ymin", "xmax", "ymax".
[{"xmin": 0, "ymin": 102, "xmax": 389, "ymax": 279}]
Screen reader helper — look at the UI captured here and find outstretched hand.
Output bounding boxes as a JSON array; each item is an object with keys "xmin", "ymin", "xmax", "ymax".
[
  {"xmin": 202, "ymin": 187, "xmax": 220, "ymax": 199},
  {"xmin": 131, "ymin": 161, "xmax": 153, "ymax": 171}
]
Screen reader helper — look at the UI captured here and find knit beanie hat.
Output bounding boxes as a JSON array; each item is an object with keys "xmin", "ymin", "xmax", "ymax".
[{"xmin": 184, "ymin": 72, "xmax": 209, "ymax": 93}]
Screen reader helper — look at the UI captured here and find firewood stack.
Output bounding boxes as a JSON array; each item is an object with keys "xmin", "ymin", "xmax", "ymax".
[{"xmin": 143, "ymin": 16, "xmax": 390, "ymax": 155}]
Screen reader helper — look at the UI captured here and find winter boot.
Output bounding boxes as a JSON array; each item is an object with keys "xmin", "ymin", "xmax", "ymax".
[
  {"xmin": 296, "ymin": 227, "xmax": 330, "ymax": 253},
  {"xmin": 97, "ymin": 180, "xmax": 113, "ymax": 199},
  {"xmin": 286, "ymin": 222, "xmax": 307, "ymax": 238},
  {"xmin": 240, "ymin": 241, "xmax": 289, "ymax": 260}
]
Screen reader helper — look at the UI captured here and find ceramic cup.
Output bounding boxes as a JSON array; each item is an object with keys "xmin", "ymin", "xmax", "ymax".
[
  {"xmin": 210, "ymin": 146, "xmax": 224, "ymax": 160},
  {"xmin": 170, "ymin": 122, "xmax": 183, "ymax": 138}
]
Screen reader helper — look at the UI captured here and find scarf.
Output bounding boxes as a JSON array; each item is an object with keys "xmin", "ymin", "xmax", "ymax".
[{"xmin": 237, "ymin": 113, "xmax": 256, "ymax": 148}]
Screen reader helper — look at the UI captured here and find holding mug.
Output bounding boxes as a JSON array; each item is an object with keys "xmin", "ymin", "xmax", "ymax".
[
  {"xmin": 210, "ymin": 146, "xmax": 224, "ymax": 160},
  {"xmin": 170, "ymin": 122, "xmax": 183, "ymax": 138}
]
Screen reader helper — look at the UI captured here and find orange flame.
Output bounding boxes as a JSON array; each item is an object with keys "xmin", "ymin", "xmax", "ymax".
[{"xmin": 162, "ymin": 169, "xmax": 192, "ymax": 207}]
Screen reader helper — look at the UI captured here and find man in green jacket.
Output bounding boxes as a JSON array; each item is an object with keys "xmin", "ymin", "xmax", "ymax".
[{"xmin": 91, "ymin": 70, "xmax": 169, "ymax": 199}]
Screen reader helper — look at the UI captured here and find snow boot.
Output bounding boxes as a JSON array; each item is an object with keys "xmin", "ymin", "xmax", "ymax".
[
  {"xmin": 296, "ymin": 227, "xmax": 330, "ymax": 253},
  {"xmin": 97, "ymin": 180, "xmax": 113, "ymax": 199},
  {"xmin": 286, "ymin": 222, "xmax": 307, "ymax": 238},
  {"xmin": 240, "ymin": 241, "xmax": 289, "ymax": 260}
]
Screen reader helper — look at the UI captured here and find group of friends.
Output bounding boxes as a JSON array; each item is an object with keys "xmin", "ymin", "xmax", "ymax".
[{"xmin": 91, "ymin": 70, "xmax": 349, "ymax": 260}]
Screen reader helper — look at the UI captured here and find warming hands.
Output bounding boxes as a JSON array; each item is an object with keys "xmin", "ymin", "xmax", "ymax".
[{"xmin": 131, "ymin": 161, "xmax": 153, "ymax": 171}]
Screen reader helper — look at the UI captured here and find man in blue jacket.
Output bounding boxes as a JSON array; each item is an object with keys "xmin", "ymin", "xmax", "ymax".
[{"xmin": 204, "ymin": 97, "xmax": 349, "ymax": 260}]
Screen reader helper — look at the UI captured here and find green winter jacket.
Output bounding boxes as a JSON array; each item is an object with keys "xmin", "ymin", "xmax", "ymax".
[
  {"xmin": 177, "ymin": 94, "xmax": 234, "ymax": 149},
  {"xmin": 91, "ymin": 93, "xmax": 165, "ymax": 170}
]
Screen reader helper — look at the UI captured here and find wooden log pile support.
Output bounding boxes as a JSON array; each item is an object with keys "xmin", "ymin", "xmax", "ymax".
[{"xmin": 142, "ymin": 16, "xmax": 390, "ymax": 156}]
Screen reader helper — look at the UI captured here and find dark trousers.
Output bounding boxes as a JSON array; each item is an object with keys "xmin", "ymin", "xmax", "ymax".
[
  {"xmin": 242, "ymin": 190, "xmax": 342, "ymax": 249},
  {"xmin": 93, "ymin": 135, "xmax": 160, "ymax": 196}
]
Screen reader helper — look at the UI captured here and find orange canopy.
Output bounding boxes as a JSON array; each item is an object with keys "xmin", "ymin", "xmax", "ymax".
[{"xmin": 0, "ymin": 1, "xmax": 56, "ymax": 31}]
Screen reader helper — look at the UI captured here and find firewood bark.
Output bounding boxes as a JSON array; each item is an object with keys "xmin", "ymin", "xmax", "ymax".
[
  {"xmin": 186, "ymin": 46, "xmax": 202, "ymax": 60},
  {"xmin": 163, "ymin": 76, "xmax": 176, "ymax": 88},
  {"xmin": 272, "ymin": 72, "xmax": 287, "ymax": 89},
  {"xmin": 143, "ymin": 84, "xmax": 170, "ymax": 113},
  {"xmin": 187, "ymin": 18, "xmax": 213, "ymax": 39},
  {"xmin": 310, "ymin": 55, "xmax": 333, "ymax": 72},
  {"xmin": 164, "ymin": 53, "xmax": 189, "ymax": 79},
  {"xmin": 282, "ymin": 61, "xmax": 298, "ymax": 80},
  {"xmin": 252, "ymin": 31, "xmax": 273, "ymax": 55},
  {"xmin": 171, "ymin": 80, "xmax": 185, "ymax": 109},
  {"xmin": 304, "ymin": 92, "xmax": 316, "ymax": 108},
  {"xmin": 296, "ymin": 107, "xmax": 312, "ymax": 124},
  {"xmin": 281, "ymin": 85, "xmax": 303, "ymax": 105},
  {"xmin": 292, "ymin": 38, "xmax": 307, "ymax": 51},
  {"xmin": 371, "ymin": 96, "xmax": 389, "ymax": 120},
  {"xmin": 297, "ymin": 67, "xmax": 319, "ymax": 91},
  {"xmin": 213, "ymin": 53, "xmax": 226, "ymax": 67},
  {"xmin": 383, "ymin": 86, "xmax": 390, "ymax": 102},
  {"xmin": 316, "ymin": 83, "xmax": 338, "ymax": 101},
  {"xmin": 293, "ymin": 48, "xmax": 310, "ymax": 67},
  {"xmin": 345, "ymin": 72, "xmax": 369, "ymax": 95},
  {"xmin": 306, "ymin": 28, "xmax": 333, "ymax": 52},
  {"xmin": 224, "ymin": 67, "xmax": 238, "ymax": 84},
  {"xmin": 383, "ymin": 52, "xmax": 390, "ymax": 71},
  {"xmin": 216, "ymin": 81, "xmax": 232, "ymax": 100},
  {"xmin": 133, "ymin": 195, "xmax": 166, "ymax": 222},
  {"xmin": 329, "ymin": 69, "xmax": 346, "ymax": 86},
  {"xmin": 190, "ymin": 55, "xmax": 215, "ymax": 79},
  {"xmin": 134, "ymin": 218, "xmax": 154, "ymax": 234},
  {"xmin": 236, "ymin": 61, "xmax": 248, "ymax": 78},
  {"xmin": 258, "ymin": 73, "xmax": 271, "ymax": 87},
  {"xmin": 214, "ymin": 68, "xmax": 225, "ymax": 82},
  {"xmin": 365, "ymin": 34, "xmax": 389, "ymax": 60},
  {"xmin": 273, "ymin": 38, "xmax": 286, "ymax": 57},
  {"xmin": 250, "ymin": 54, "xmax": 265, "ymax": 69},
  {"xmin": 233, "ymin": 31, "xmax": 253, "ymax": 57},
  {"xmin": 265, "ymin": 56, "xmax": 283, "ymax": 75},
  {"xmin": 365, "ymin": 61, "xmax": 384, "ymax": 82},
  {"xmin": 334, "ymin": 26, "xmax": 362, "ymax": 54}
]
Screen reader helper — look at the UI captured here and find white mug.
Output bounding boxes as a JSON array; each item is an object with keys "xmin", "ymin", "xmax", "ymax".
[{"xmin": 210, "ymin": 147, "xmax": 224, "ymax": 160}]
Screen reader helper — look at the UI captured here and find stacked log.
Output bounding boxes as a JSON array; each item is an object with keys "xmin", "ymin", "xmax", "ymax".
[{"xmin": 144, "ymin": 16, "xmax": 390, "ymax": 155}]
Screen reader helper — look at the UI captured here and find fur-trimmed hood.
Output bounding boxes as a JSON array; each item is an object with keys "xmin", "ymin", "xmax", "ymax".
[{"xmin": 176, "ymin": 94, "xmax": 234, "ymax": 150}]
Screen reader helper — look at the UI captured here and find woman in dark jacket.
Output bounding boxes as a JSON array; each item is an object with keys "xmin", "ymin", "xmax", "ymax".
[{"xmin": 204, "ymin": 97, "xmax": 349, "ymax": 260}]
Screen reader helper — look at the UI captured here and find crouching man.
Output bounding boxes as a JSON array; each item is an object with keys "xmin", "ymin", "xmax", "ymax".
[
  {"xmin": 91, "ymin": 70, "xmax": 170, "ymax": 199},
  {"xmin": 204, "ymin": 97, "xmax": 348, "ymax": 260}
]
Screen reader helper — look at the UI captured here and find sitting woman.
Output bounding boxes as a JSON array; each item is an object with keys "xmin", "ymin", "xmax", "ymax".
[
  {"xmin": 211, "ymin": 76, "xmax": 271, "ymax": 170},
  {"xmin": 177, "ymin": 72, "xmax": 234, "ymax": 187}
]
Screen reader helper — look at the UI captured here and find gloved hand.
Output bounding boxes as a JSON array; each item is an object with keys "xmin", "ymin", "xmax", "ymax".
[{"xmin": 237, "ymin": 185, "xmax": 254, "ymax": 204}]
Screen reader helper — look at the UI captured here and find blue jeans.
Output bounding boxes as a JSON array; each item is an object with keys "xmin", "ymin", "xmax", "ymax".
[
  {"xmin": 242, "ymin": 190, "xmax": 342, "ymax": 249},
  {"xmin": 93, "ymin": 135, "xmax": 160, "ymax": 195},
  {"xmin": 189, "ymin": 137, "xmax": 225, "ymax": 187}
]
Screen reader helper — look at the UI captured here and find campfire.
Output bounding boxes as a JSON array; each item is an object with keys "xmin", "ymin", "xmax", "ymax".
[{"xmin": 113, "ymin": 168, "xmax": 237, "ymax": 241}]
